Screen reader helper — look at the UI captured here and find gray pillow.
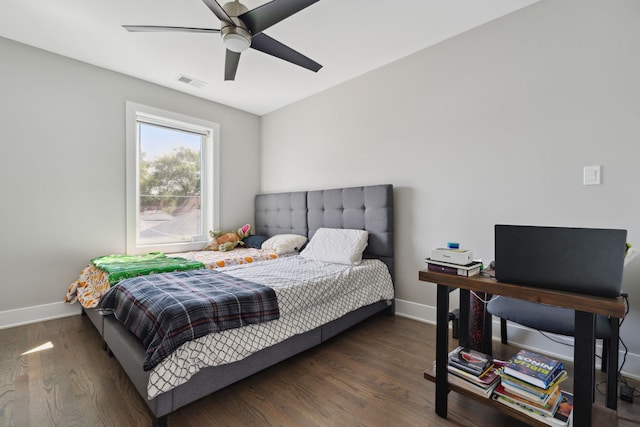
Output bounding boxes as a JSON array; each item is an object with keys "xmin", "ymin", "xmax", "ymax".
[{"xmin": 243, "ymin": 235, "xmax": 268, "ymax": 249}]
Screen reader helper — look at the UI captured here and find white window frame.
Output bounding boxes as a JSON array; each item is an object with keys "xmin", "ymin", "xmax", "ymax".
[{"xmin": 125, "ymin": 101, "xmax": 220, "ymax": 254}]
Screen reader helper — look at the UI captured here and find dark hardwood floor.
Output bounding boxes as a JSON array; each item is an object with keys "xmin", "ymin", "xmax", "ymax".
[{"xmin": 1, "ymin": 313, "xmax": 638, "ymax": 426}]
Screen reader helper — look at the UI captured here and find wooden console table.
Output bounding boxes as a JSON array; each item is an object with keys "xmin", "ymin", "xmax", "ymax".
[{"xmin": 419, "ymin": 269, "xmax": 626, "ymax": 426}]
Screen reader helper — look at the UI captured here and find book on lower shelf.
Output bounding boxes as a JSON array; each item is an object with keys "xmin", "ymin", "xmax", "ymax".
[
  {"xmin": 447, "ymin": 369, "xmax": 499, "ymax": 397},
  {"xmin": 493, "ymin": 383, "xmax": 562, "ymax": 417},
  {"xmin": 431, "ymin": 363, "xmax": 500, "ymax": 398},
  {"xmin": 503, "ymin": 349, "xmax": 564, "ymax": 389},
  {"xmin": 492, "ymin": 390, "xmax": 574, "ymax": 427},
  {"xmin": 425, "ymin": 258, "xmax": 482, "ymax": 277},
  {"xmin": 447, "ymin": 365, "xmax": 500, "ymax": 388},
  {"xmin": 448, "ymin": 346, "xmax": 493, "ymax": 375},
  {"xmin": 448, "ymin": 363, "xmax": 499, "ymax": 388},
  {"xmin": 431, "ymin": 347, "xmax": 500, "ymax": 398},
  {"xmin": 500, "ymin": 369, "xmax": 568, "ymax": 403}
]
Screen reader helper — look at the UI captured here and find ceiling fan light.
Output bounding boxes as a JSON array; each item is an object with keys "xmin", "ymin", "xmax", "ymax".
[{"xmin": 223, "ymin": 33, "xmax": 250, "ymax": 52}]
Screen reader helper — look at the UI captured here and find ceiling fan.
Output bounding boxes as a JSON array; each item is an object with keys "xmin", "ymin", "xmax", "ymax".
[{"xmin": 123, "ymin": 0, "xmax": 322, "ymax": 81}]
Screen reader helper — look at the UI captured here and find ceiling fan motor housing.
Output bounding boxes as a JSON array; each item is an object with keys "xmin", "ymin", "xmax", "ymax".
[{"xmin": 221, "ymin": 1, "xmax": 251, "ymax": 52}]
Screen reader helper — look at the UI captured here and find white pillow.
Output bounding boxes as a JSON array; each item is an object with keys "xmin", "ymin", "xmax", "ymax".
[
  {"xmin": 261, "ymin": 234, "xmax": 308, "ymax": 255},
  {"xmin": 300, "ymin": 228, "xmax": 369, "ymax": 265}
]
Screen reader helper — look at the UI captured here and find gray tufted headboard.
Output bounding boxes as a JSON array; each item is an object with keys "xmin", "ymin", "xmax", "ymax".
[{"xmin": 255, "ymin": 184, "xmax": 394, "ymax": 279}]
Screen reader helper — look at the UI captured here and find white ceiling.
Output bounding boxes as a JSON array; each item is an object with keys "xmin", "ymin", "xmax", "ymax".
[{"xmin": 0, "ymin": 0, "xmax": 538, "ymax": 116}]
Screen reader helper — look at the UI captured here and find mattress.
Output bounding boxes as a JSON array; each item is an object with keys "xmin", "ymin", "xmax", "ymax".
[{"xmin": 146, "ymin": 255, "xmax": 394, "ymax": 398}]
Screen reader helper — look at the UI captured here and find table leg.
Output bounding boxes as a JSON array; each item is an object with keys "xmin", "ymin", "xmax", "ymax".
[
  {"xmin": 436, "ymin": 284, "xmax": 450, "ymax": 417},
  {"xmin": 606, "ymin": 316, "xmax": 619, "ymax": 410},
  {"xmin": 574, "ymin": 310, "xmax": 595, "ymax": 427}
]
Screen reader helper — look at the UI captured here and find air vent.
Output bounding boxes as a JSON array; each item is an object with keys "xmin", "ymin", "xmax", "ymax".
[{"xmin": 176, "ymin": 74, "xmax": 207, "ymax": 88}]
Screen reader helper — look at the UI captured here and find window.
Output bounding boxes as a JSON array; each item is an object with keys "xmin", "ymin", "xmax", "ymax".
[{"xmin": 126, "ymin": 102, "xmax": 219, "ymax": 254}]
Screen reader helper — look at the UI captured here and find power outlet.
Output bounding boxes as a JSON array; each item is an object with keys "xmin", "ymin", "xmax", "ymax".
[{"xmin": 583, "ymin": 165, "xmax": 601, "ymax": 185}]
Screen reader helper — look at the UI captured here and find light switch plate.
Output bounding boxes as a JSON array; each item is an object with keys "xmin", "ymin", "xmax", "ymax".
[{"xmin": 584, "ymin": 165, "xmax": 601, "ymax": 185}]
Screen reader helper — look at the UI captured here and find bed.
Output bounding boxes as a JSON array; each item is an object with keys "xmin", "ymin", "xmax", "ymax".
[{"xmin": 91, "ymin": 184, "xmax": 395, "ymax": 427}]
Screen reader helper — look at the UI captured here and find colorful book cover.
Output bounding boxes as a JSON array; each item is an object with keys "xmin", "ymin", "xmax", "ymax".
[
  {"xmin": 492, "ymin": 392, "xmax": 571, "ymax": 426},
  {"xmin": 503, "ymin": 349, "xmax": 563, "ymax": 389},
  {"xmin": 500, "ymin": 369, "xmax": 568, "ymax": 400},
  {"xmin": 493, "ymin": 383, "xmax": 562, "ymax": 416},
  {"xmin": 448, "ymin": 346, "xmax": 492, "ymax": 375},
  {"xmin": 501, "ymin": 369, "xmax": 568, "ymax": 394},
  {"xmin": 501, "ymin": 380, "xmax": 559, "ymax": 405},
  {"xmin": 553, "ymin": 391, "xmax": 573, "ymax": 423}
]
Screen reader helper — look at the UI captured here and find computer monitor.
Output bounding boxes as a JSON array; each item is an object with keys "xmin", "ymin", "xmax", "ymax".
[{"xmin": 494, "ymin": 224, "xmax": 627, "ymax": 297}]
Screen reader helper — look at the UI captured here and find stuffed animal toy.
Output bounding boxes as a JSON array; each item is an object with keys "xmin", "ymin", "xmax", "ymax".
[{"xmin": 205, "ymin": 224, "xmax": 251, "ymax": 251}]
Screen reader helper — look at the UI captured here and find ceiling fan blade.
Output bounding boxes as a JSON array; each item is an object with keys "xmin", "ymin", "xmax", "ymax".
[
  {"xmin": 240, "ymin": 0, "xmax": 320, "ymax": 35},
  {"xmin": 202, "ymin": 0, "xmax": 235, "ymax": 25},
  {"xmin": 225, "ymin": 50, "xmax": 241, "ymax": 81},
  {"xmin": 123, "ymin": 25, "xmax": 220, "ymax": 33},
  {"xmin": 250, "ymin": 33, "xmax": 321, "ymax": 72}
]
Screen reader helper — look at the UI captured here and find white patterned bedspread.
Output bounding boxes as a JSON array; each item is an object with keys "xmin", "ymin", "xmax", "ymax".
[{"xmin": 147, "ymin": 256, "xmax": 394, "ymax": 398}]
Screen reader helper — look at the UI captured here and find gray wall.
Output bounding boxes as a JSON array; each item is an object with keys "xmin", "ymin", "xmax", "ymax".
[
  {"xmin": 261, "ymin": 0, "xmax": 640, "ymax": 377},
  {"xmin": 0, "ymin": 37, "xmax": 261, "ymax": 321},
  {"xmin": 1, "ymin": 0, "xmax": 638, "ymax": 378}
]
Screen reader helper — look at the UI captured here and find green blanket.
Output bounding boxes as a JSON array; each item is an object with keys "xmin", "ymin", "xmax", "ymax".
[{"xmin": 91, "ymin": 252, "xmax": 204, "ymax": 285}]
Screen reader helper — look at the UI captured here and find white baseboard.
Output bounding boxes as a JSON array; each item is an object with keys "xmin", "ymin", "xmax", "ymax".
[
  {"xmin": 0, "ymin": 301, "xmax": 81, "ymax": 331},
  {"xmin": 3, "ymin": 298, "xmax": 638, "ymax": 382},
  {"xmin": 394, "ymin": 298, "xmax": 640, "ymax": 381},
  {"xmin": 394, "ymin": 298, "xmax": 437, "ymax": 324}
]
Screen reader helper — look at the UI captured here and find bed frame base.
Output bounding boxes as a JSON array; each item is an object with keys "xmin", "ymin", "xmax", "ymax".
[
  {"xmin": 103, "ymin": 300, "xmax": 391, "ymax": 423},
  {"xmin": 154, "ymin": 415, "xmax": 167, "ymax": 427},
  {"xmin": 82, "ymin": 307, "xmax": 106, "ymax": 349}
]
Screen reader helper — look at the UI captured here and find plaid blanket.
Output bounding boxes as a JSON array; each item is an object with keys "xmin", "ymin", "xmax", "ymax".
[{"xmin": 98, "ymin": 269, "xmax": 280, "ymax": 371}]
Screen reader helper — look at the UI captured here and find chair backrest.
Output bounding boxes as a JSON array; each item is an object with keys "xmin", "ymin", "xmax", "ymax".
[{"xmin": 495, "ymin": 225, "xmax": 627, "ymax": 297}]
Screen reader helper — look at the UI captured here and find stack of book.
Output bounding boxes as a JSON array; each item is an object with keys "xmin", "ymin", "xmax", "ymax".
[
  {"xmin": 443, "ymin": 346, "xmax": 500, "ymax": 397},
  {"xmin": 493, "ymin": 349, "xmax": 574, "ymax": 426},
  {"xmin": 425, "ymin": 247, "xmax": 482, "ymax": 277},
  {"xmin": 425, "ymin": 258, "xmax": 482, "ymax": 277}
]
